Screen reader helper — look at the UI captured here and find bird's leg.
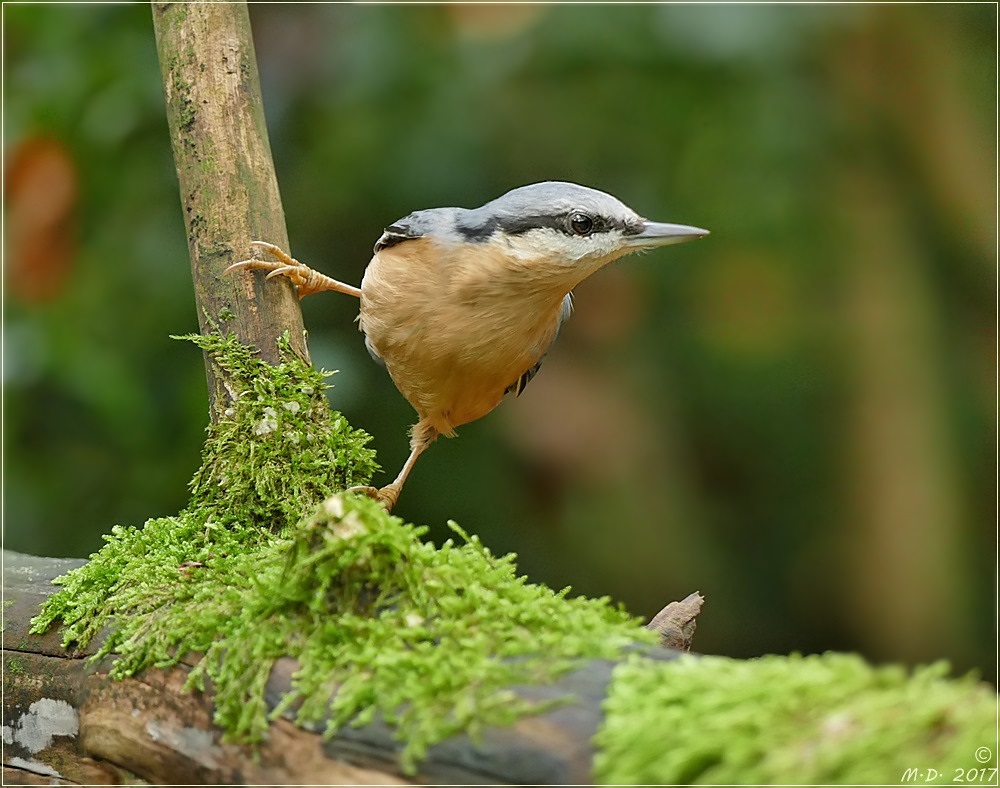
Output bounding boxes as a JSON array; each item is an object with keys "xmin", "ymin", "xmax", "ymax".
[
  {"xmin": 348, "ymin": 423, "xmax": 438, "ymax": 511},
  {"xmin": 224, "ymin": 240, "xmax": 361, "ymax": 299}
]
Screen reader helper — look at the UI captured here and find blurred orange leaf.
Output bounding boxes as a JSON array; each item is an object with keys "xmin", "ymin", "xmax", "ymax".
[{"xmin": 5, "ymin": 136, "xmax": 78, "ymax": 302}]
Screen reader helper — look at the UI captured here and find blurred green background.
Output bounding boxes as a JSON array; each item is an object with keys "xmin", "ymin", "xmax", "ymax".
[{"xmin": 4, "ymin": 4, "xmax": 995, "ymax": 679}]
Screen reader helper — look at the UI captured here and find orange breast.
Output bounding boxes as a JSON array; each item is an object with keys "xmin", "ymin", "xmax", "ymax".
[{"xmin": 359, "ymin": 240, "xmax": 568, "ymax": 435}]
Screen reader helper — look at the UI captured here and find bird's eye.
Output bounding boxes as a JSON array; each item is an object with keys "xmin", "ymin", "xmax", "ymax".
[{"xmin": 569, "ymin": 213, "xmax": 594, "ymax": 236}]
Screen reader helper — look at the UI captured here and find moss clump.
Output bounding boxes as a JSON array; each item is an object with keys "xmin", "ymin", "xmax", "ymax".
[
  {"xmin": 196, "ymin": 497, "xmax": 648, "ymax": 769},
  {"xmin": 30, "ymin": 330, "xmax": 378, "ymax": 652},
  {"xmin": 183, "ymin": 329, "xmax": 378, "ymax": 530},
  {"xmin": 30, "ymin": 328, "xmax": 653, "ymax": 772},
  {"xmin": 594, "ymin": 652, "xmax": 996, "ymax": 785}
]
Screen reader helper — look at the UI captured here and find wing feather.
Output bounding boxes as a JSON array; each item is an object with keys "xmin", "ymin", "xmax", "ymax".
[
  {"xmin": 505, "ymin": 293, "xmax": 574, "ymax": 397},
  {"xmin": 374, "ymin": 223, "xmax": 423, "ymax": 253}
]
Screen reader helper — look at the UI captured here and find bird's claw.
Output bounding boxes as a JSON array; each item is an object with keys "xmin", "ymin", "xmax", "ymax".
[
  {"xmin": 225, "ymin": 240, "xmax": 300, "ymax": 274},
  {"xmin": 263, "ymin": 265, "xmax": 301, "ymax": 282},
  {"xmin": 347, "ymin": 484, "xmax": 400, "ymax": 511},
  {"xmin": 225, "ymin": 240, "xmax": 362, "ymax": 300},
  {"xmin": 224, "ymin": 241, "xmax": 320, "ymax": 298}
]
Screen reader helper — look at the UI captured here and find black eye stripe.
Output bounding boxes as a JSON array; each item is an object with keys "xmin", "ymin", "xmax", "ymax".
[{"xmin": 455, "ymin": 212, "xmax": 634, "ymax": 242}]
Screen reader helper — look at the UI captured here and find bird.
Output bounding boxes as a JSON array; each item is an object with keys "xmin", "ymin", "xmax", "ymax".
[{"xmin": 225, "ymin": 181, "xmax": 708, "ymax": 510}]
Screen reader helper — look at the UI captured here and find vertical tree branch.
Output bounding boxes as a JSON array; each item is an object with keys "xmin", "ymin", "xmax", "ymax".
[{"xmin": 152, "ymin": 1, "xmax": 309, "ymax": 418}]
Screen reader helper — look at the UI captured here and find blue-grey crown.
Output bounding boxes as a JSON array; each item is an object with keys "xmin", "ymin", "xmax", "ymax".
[
  {"xmin": 455, "ymin": 181, "xmax": 645, "ymax": 242},
  {"xmin": 375, "ymin": 182, "xmax": 648, "ymax": 251}
]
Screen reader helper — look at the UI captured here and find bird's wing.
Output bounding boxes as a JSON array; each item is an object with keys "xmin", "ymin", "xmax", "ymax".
[
  {"xmin": 505, "ymin": 292, "xmax": 574, "ymax": 397},
  {"xmin": 366, "ymin": 213, "xmax": 435, "ymax": 364},
  {"xmin": 373, "ymin": 216, "xmax": 426, "ymax": 253},
  {"xmin": 364, "ymin": 334, "xmax": 386, "ymax": 366}
]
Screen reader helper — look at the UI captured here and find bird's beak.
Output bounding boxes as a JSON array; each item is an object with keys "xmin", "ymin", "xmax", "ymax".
[{"xmin": 625, "ymin": 221, "xmax": 710, "ymax": 249}]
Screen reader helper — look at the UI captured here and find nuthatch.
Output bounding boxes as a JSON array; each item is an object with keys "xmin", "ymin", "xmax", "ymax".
[{"xmin": 227, "ymin": 181, "xmax": 708, "ymax": 510}]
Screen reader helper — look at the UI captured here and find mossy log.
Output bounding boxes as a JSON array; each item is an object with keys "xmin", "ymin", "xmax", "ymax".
[
  {"xmin": 7, "ymin": 549, "xmax": 996, "ymax": 787},
  {"xmin": 3, "ymin": 549, "xmax": 680, "ymax": 786}
]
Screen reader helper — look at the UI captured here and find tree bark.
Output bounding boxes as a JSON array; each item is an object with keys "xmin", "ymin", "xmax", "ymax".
[{"xmin": 151, "ymin": 1, "xmax": 308, "ymax": 419}]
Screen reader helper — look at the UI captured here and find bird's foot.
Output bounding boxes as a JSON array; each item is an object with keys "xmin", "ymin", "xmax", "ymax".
[
  {"xmin": 347, "ymin": 484, "xmax": 401, "ymax": 511},
  {"xmin": 224, "ymin": 240, "xmax": 336, "ymax": 299}
]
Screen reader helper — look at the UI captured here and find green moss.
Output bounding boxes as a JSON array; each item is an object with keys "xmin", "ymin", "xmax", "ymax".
[
  {"xmin": 30, "ymin": 328, "xmax": 653, "ymax": 772},
  {"xmin": 5, "ymin": 656, "xmax": 25, "ymax": 676},
  {"xmin": 181, "ymin": 329, "xmax": 378, "ymax": 528},
  {"xmin": 594, "ymin": 652, "xmax": 997, "ymax": 785}
]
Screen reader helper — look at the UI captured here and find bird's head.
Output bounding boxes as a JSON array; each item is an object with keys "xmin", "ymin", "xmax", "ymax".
[{"xmin": 450, "ymin": 181, "xmax": 709, "ymax": 290}]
